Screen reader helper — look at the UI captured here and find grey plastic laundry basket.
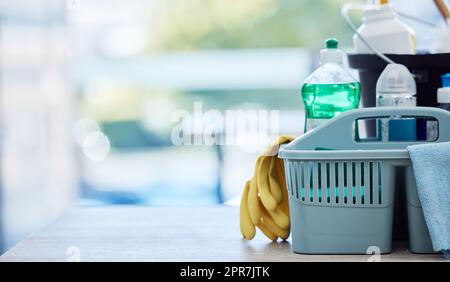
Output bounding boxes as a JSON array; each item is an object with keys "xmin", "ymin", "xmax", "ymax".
[
  {"xmin": 405, "ymin": 167, "xmax": 435, "ymax": 254},
  {"xmin": 279, "ymin": 107, "xmax": 450, "ymax": 255}
]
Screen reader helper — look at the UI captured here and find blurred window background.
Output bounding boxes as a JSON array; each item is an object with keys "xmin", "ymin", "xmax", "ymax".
[{"xmin": 0, "ymin": 0, "xmax": 444, "ymax": 253}]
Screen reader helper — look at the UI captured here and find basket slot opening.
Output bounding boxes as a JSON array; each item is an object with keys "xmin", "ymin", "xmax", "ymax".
[
  {"xmin": 364, "ymin": 162, "xmax": 371, "ymax": 205},
  {"xmin": 330, "ymin": 162, "xmax": 336, "ymax": 204},
  {"xmin": 326, "ymin": 162, "xmax": 331, "ymax": 204},
  {"xmin": 320, "ymin": 162, "xmax": 327, "ymax": 204},
  {"xmin": 338, "ymin": 163, "xmax": 345, "ymax": 205},
  {"xmin": 360, "ymin": 162, "xmax": 365, "ymax": 205},
  {"xmin": 295, "ymin": 163, "xmax": 305, "ymax": 201},
  {"xmin": 287, "ymin": 162, "xmax": 292, "ymax": 198},
  {"xmin": 350, "ymin": 162, "xmax": 355, "ymax": 205},
  {"xmin": 288, "ymin": 161, "xmax": 293, "ymax": 196},
  {"xmin": 317, "ymin": 162, "xmax": 321, "ymax": 203},
  {"xmin": 378, "ymin": 162, "xmax": 382, "ymax": 205},
  {"xmin": 369, "ymin": 162, "xmax": 374, "ymax": 205},
  {"xmin": 343, "ymin": 163, "xmax": 348, "ymax": 205},
  {"xmin": 291, "ymin": 163, "xmax": 298, "ymax": 196},
  {"xmin": 304, "ymin": 162, "xmax": 311, "ymax": 203},
  {"xmin": 335, "ymin": 163, "xmax": 340, "ymax": 204},
  {"xmin": 294, "ymin": 162, "xmax": 299, "ymax": 199},
  {"xmin": 355, "ymin": 161, "xmax": 362, "ymax": 205},
  {"xmin": 354, "ymin": 116, "xmax": 439, "ymax": 143},
  {"xmin": 295, "ymin": 164, "xmax": 298, "ymax": 198},
  {"xmin": 309, "ymin": 162, "xmax": 314, "ymax": 202}
]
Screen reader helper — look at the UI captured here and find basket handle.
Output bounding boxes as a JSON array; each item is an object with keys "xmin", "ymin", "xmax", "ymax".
[
  {"xmin": 285, "ymin": 107, "xmax": 450, "ymax": 151},
  {"xmin": 337, "ymin": 107, "xmax": 450, "ymax": 121}
]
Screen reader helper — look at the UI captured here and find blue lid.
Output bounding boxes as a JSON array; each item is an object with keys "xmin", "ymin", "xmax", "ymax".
[{"xmin": 442, "ymin": 74, "xmax": 450, "ymax": 87}]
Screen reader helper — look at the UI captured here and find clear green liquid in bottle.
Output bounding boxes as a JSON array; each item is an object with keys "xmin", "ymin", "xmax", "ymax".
[{"xmin": 302, "ymin": 82, "xmax": 361, "ymax": 132}]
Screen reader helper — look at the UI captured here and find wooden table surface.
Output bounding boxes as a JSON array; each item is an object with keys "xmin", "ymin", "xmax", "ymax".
[{"xmin": 0, "ymin": 206, "xmax": 445, "ymax": 262}]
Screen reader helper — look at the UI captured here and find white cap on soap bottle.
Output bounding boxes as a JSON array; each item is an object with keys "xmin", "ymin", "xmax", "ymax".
[{"xmin": 319, "ymin": 38, "xmax": 344, "ymax": 65}]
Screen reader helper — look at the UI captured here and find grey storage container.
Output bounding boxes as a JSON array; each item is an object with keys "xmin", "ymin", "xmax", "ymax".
[
  {"xmin": 279, "ymin": 107, "xmax": 450, "ymax": 254},
  {"xmin": 405, "ymin": 167, "xmax": 435, "ymax": 254}
]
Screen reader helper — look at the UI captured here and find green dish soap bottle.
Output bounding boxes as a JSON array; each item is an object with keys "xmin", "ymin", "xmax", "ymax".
[{"xmin": 301, "ymin": 39, "xmax": 361, "ymax": 132}]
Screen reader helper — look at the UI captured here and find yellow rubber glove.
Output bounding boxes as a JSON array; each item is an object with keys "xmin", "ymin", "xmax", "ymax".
[{"xmin": 240, "ymin": 135, "xmax": 295, "ymax": 241}]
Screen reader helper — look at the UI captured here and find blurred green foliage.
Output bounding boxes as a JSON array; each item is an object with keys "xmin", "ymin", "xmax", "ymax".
[
  {"xmin": 82, "ymin": 0, "xmax": 363, "ymax": 130},
  {"xmin": 151, "ymin": 0, "xmax": 360, "ymax": 51}
]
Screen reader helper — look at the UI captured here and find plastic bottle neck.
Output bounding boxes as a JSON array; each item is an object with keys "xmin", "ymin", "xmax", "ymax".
[
  {"xmin": 319, "ymin": 49, "xmax": 344, "ymax": 65},
  {"xmin": 438, "ymin": 87, "xmax": 450, "ymax": 104}
]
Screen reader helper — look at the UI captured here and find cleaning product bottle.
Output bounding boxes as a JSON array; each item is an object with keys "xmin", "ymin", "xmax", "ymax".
[
  {"xmin": 437, "ymin": 87, "xmax": 450, "ymax": 111},
  {"xmin": 353, "ymin": 0, "xmax": 416, "ymax": 54},
  {"xmin": 376, "ymin": 64, "xmax": 417, "ymax": 141},
  {"xmin": 428, "ymin": 86, "xmax": 450, "ymax": 141},
  {"xmin": 301, "ymin": 38, "xmax": 361, "ymax": 132}
]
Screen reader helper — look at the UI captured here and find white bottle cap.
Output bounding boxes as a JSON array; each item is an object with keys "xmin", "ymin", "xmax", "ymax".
[
  {"xmin": 437, "ymin": 87, "xmax": 450, "ymax": 104},
  {"xmin": 376, "ymin": 64, "xmax": 416, "ymax": 94},
  {"xmin": 320, "ymin": 38, "xmax": 344, "ymax": 65}
]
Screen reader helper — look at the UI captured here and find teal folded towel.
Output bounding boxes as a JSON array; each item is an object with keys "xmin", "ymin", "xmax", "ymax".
[{"xmin": 408, "ymin": 142, "xmax": 450, "ymax": 258}]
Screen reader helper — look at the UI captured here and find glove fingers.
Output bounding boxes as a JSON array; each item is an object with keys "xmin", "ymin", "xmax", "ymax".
[
  {"xmin": 242, "ymin": 135, "xmax": 295, "ymax": 241},
  {"xmin": 268, "ymin": 157, "xmax": 283, "ymax": 204},
  {"xmin": 257, "ymin": 157, "xmax": 278, "ymax": 211},
  {"xmin": 240, "ymin": 181, "xmax": 256, "ymax": 240},
  {"xmin": 247, "ymin": 178, "xmax": 261, "ymax": 225},
  {"xmin": 261, "ymin": 136, "xmax": 293, "ymax": 157},
  {"xmin": 247, "ymin": 157, "xmax": 263, "ymax": 225},
  {"xmin": 260, "ymin": 202, "xmax": 290, "ymax": 240},
  {"xmin": 256, "ymin": 222, "xmax": 278, "ymax": 242},
  {"xmin": 264, "ymin": 135, "xmax": 293, "ymax": 204},
  {"xmin": 279, "ymin": 135, "xmax": 295, "ymax": 144},
  {"xmin": 266, "ymin": 205, "xmax": 290, "ymax": 230}
]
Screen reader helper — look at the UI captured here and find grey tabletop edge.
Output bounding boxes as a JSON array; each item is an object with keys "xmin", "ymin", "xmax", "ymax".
[{"xmin": 0, "ymin": 205, "xmax": 446, "ymax": 262}]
